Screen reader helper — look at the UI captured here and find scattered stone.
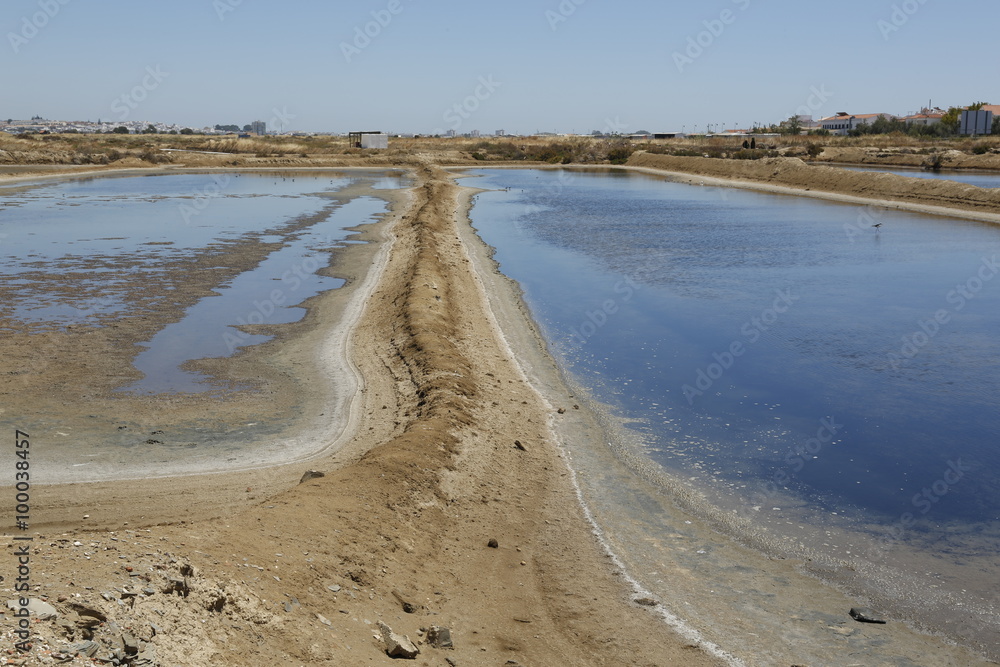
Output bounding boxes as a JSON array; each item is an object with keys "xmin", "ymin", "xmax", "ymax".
[
  {"xmin": 487, "ymin": 538, "xmax": 499, "ymax": 549},
  {"xmin": 327, "ymin": 585, "xmax": 341, "ymax": 593},
  {"xmin": 378, "ymin": 621, "xmax": 420, "ymax": 659},
  {"xmin": 150, "ymin": 622, "xmax": 163, "ymax": 637},
  {"xmin": 71, "ymin": 640, "xmax": 101, "ymax": 658},
  {"xmin": 142, "ymin": 587, "xmax": 156, "ymax": 596},
  {"xmin": 6, "ymin": 598, "xmax": 59, "ymax": 620},
  {"xmin": 300, "ymin": 469, "xmax": 325, "ymax": 483},
  {"xmin": 557, "ymin": 407, "xmax": 566, "ymax": 414},
  {"xmin": 849, "ymin": 607, "xmax": 887, "ymax": 624},
  {"xmin": 317, "ymin": 613, "xmax": 333, "ymax": 627},
  {"xmin": 446, "ymin": 658, "xmax": 458, "ymax": 667},
  {"xmin": 513, "ymin": 440, "xmax": 526, "ymax": 451},
  {"xmin": 162, "ymin": 577, "xmax": 189, "ymax": 596},
  {"xmin": 122, "ymin": 631, "xmax": 139, "ymax": 655},
  {"xmin": 634, "ymin": 597, "xmax": 659, "ymax": 607},
  {"xmin": 427, "ymin": 625, "xmax": 453, "ymax": 649}
]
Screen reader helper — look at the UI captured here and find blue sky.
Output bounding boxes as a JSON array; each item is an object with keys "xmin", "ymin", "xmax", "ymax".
[{"xmin": 2, "ymin": 0, "xmax": 996, "ymax": 134}]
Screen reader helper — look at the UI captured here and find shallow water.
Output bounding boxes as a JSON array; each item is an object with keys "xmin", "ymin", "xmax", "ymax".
[
  {"xmin": 465, "ymin": 167, "xmax": 1000, "ymax": 659},
  {"xmin": 828, "ymin": 163, "xmax": 1000, "ymax": 188},
  {"xmin": 0, "ymin": 171, "xmax": 408, "ymax": 392}
]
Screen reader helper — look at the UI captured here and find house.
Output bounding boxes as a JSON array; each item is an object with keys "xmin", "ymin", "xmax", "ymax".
[
  {"xmin": 817, "ymin": 112, "xmax": 894, "ymax": 135},
  {"xmin": 903, "ymin": 107, "xmax": 945, "ymax": 127},
  {"xmin": 348, "ymin": 131, "xmax": 388, "ymax": 149}
]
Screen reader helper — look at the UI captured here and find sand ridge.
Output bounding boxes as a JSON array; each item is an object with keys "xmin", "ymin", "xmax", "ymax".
[{"xmin": 1, "ymin": 162, "xmax": 723, "ymax": 665}]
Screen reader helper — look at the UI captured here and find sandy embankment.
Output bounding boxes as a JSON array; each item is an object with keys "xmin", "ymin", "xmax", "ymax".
[
  {"xmin": 7, "ymin": 154, "xmax": 998, "ymax": 665},
  {"xmin": 1, "ymin": 163, "xmax": 723, "ymax": 665},
  {"xmin": 627, "ymin": 152, "xmax": 1000, "ymax": 223}
]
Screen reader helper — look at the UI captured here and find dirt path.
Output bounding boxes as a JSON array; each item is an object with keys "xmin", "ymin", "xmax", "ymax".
[{"xmin": 1, "ymin": 163, "xmax": 723, "ymax": 665}]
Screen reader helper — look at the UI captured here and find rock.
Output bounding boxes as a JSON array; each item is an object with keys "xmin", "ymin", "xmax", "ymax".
[
  {"xmin": 317, "ymin": 613, "xmax": 332, "ymax": 627},
  {"xmin": 487, "ymin": 538, "xmax": 499, "ymax": 549},
  {"xmin": 557, "ymin": 407, "xmax": 566, "ymax": 414},
  {"xmin": 122, "ymin": 631, "xmax": 139, "ymax": 655},
  {"xmin": 427, "ymin": 625, "xmax": 453, "ymax": 649},
  {"xmin": 513, "ymin": 440, "xmax": 526, "ymax": 451},
  {"xmin": 634, "ymin": 597, "xmax": 658, "ymax": 607},
  {"xmin": 849, "ymin": 607, "xmax": 887, "ymax": 624},
  {"xmin": 162, "ymin": 577, "xmax": 189, "ymax": 596},
  {"xmin": 6, "ymin": 598, "xmax": 59, "ymax": 620},
  {"xmin": 66, "ymin": 601, "xmax": 107, "ymax": 622},
  {"xmin": 71, "ymin": 640, "xmax": 101, "ymax": 658},
  {"xmin": 300, "ymin": 469, "xmax": 325, "ymax": 483},
  {"xmin": 378, "ymin": 621, "xmax": 419, "ymax": 659},
  {"xmin": 327, "ymin": 585, "xmax": 341, "ymax": 593}
]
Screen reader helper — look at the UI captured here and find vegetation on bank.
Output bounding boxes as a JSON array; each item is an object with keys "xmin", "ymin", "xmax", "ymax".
[{"xmin": 1, "ymin": 131, "xmax": 999, "ymax": 169}]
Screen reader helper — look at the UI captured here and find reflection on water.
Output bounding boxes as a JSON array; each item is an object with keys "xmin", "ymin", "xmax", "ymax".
[
  {"xmin": 125, "ymin": 196, "xmax": 391, "ymax": 393},
  {"xmin": 466, "ymin": 167, "xmax": 1000, "ymax": 658},
  {"xmin": 0, "ymin": 171, "xmax": 408, "ymax": 392}
]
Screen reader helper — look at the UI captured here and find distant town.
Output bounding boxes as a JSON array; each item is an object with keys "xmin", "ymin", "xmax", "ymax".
[{"xmin": 2, "ymin": 102, "xmax": 997, "ymax": 139}]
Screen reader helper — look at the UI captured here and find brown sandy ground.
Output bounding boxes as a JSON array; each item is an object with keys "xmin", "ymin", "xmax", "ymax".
[
  {"xmin": 3, "ymin": 150, "xmax": 1000, "ymax": 666},
  {"xmin": 0, "ymin": 163, "xmax": 723, "ymax": 666},
  {"xmin": 810, "ymin": 145, "xmax": 1000, "ymax": 170}
]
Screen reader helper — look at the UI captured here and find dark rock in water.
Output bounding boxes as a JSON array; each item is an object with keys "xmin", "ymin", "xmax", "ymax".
[
  {"xmin": 427, "ymin": 625, "xmax": 454, "ymax": 649},
  {"xmin": 300, "ymin": 470, "xmax": 325, "ymax": 483},
  {"xmin": 378, "ymin": 621, "xmax": 419, "ymax": 659},
  {"xmin": 487, "ymin": 538, "xmax": 499, "ymax": 549},
  {"xmin": 849, "ymin": 607, "xmax": 887, "ymax": 624}
]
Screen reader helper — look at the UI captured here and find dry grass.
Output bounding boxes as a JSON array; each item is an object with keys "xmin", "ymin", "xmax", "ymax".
[{"xmin": 2, "ymin": 131, "xmax": 999, "ymax": 167}]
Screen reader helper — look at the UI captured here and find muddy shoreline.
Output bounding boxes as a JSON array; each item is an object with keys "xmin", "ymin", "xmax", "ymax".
[{"xmin": 0, "ymin": 169, "xmax": 412, "ymax": 484}]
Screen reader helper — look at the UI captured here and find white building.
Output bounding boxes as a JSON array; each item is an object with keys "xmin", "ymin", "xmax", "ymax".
[{"xmin": 817, "ymin": 112, "xmax": 895, "ymax": 135}]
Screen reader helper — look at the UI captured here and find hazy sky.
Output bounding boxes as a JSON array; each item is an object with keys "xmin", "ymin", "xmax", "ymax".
[{"xmin": 3, "ymin": 0, "xmax": 995, "ymax": 134}]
